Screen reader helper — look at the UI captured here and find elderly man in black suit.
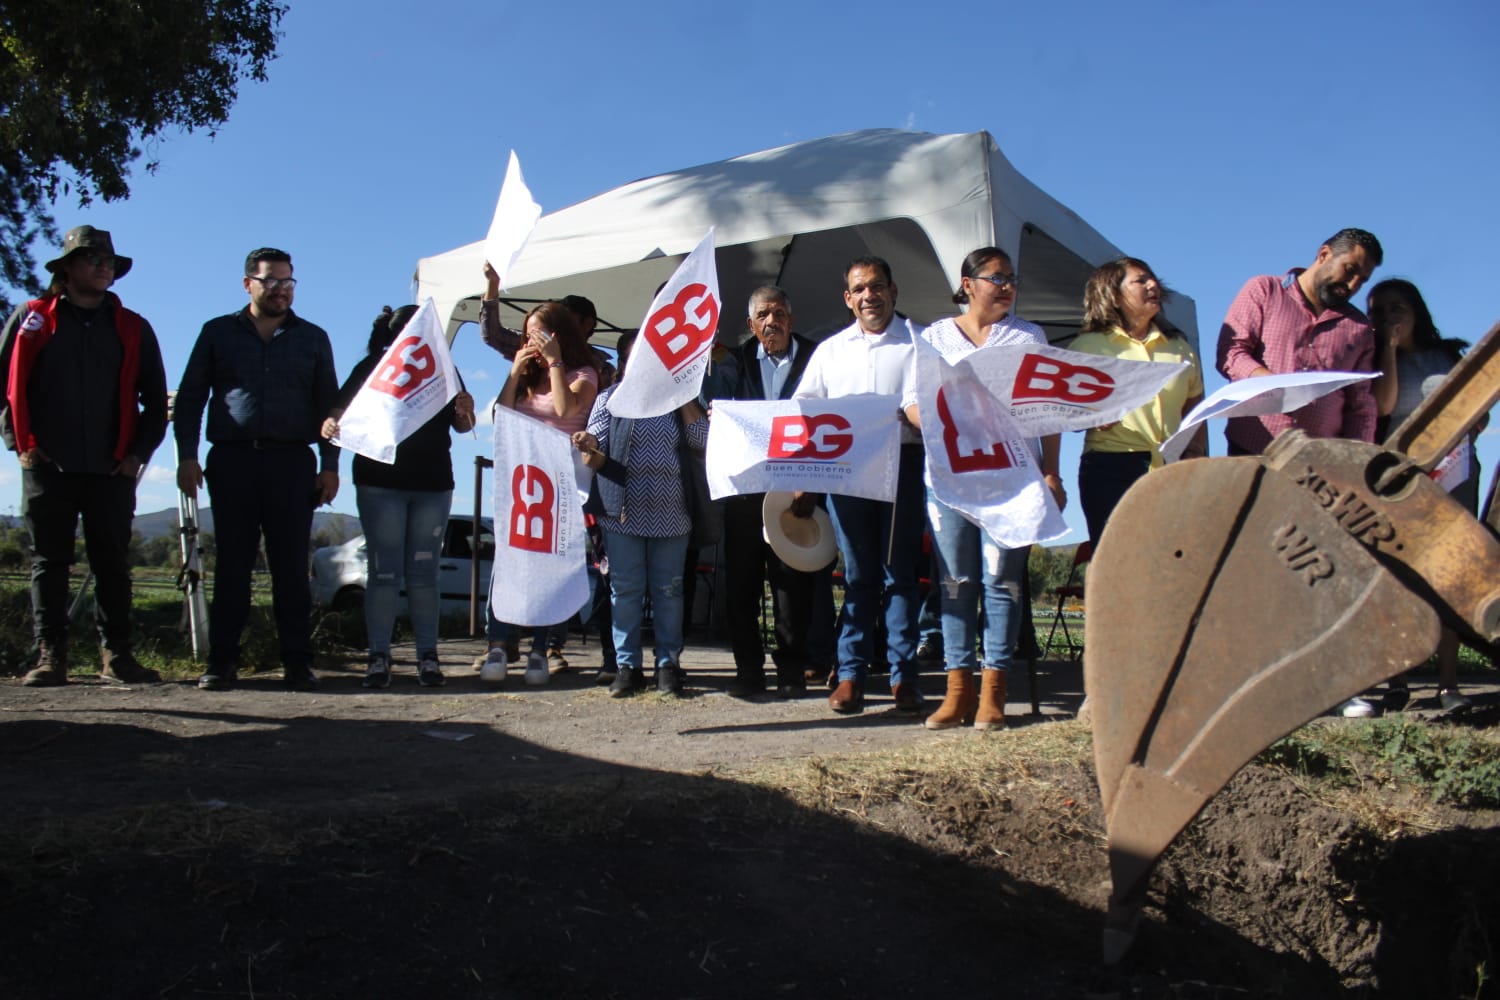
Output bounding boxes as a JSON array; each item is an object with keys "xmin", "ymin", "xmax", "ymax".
[{"xmin": 724, "ymin": 285, "xmax": 828, "ymax": 699}]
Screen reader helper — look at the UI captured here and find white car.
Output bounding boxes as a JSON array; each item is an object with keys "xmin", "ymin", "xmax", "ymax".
[{"xmin": 310, "ymin": 515, "xmax": 495, "ymax": 616}]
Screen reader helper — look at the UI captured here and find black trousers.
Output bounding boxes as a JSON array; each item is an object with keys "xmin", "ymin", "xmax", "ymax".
[
  {"xmin": 23, "ymin": 465, "xmax": 138, "ymax": 651},
  {"xmin": 1078, "ymin": 450, "xmax": 1152, "ymax": 547},
  {"xmin": 204, "ymin": 443, "xmax": 317, "ymax": 671},
  {"xmin": 722, "ymin": 493, "xmax": 821, "ymax": 684}
]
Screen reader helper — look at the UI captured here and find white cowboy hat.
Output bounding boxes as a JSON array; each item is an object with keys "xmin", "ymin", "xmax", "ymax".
[{"xmin": 761, "ymin": 491, "xmax": 837, "ymax": 573}]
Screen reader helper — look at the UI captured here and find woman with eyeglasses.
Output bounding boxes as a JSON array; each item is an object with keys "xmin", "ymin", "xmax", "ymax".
[
  {"xmin": 1069, "ymin": 258, "xmax": 1205, "ymax": 548},
  {"xmin": 1365, "ymin": 278, "xmax": 1482, "ymax": 712},
  {"xmin": 322, "ymin": 305, "xmax": 476, "ymax": 689},
  {"xmin": 900, "ymin": 247, "xmax": 1065, "ymax": 731}
]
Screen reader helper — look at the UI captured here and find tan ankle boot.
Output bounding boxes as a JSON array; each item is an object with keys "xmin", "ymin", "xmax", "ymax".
[
  {"xmin": 22, "ymin": 641, "xmax": 68, "ymax": 687},
  {"xmin": 925, "ymin": 669, "xmax": 977, "ymax": 730},
  {"xmin": 974, "ymin": 669, "xmax": 1007, "ymax": 730}
]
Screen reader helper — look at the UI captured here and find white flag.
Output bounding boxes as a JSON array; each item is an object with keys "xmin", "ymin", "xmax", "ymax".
[
  {"xmin": 1430, "ymin": 441, "xmax": 1471, "ymax": 492},
  {"xmin": 606, "ymin": 229, "xmax": 720, "ymax": 418},
  {"xmin": 705, "ymin": 395, "xmax": 901, "ymax": 501},
  {"xmin": 483, "ymin": 150, "xmax": 542, "ymax": 290},
  {"xmin": 952, "ymin": 343, "xmax": 1187, "ymax": 436},
  {"xmin": 489, "ymin": 407, "xmax": 590, "ymax": 628},
  {"xmin": 914, "ymin": 337, "xmax": 1067, "ymax": 548},
  {"xmin": 1158, "ymin": 371, "xmax": 1378, "ymax": 464},
  {"xmin": 332, "ymin": 299, "xmax": 458, "ymax": 464}
]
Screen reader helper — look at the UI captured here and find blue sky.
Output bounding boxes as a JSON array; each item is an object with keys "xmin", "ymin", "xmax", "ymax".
[{"xmin": 13, "ymin": 0, "xmax": 1498, "ymax": 541}]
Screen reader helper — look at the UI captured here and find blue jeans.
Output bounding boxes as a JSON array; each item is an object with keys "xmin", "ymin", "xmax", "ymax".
[
  {"xmin": 602, "ymin": 527, "xmax": 688, "ymax": 672},
  {"xmin": 356, "ymin": 485, "xmax": 452, "ymax": 658},
  {"xmin": 927, "ymin": 489, "xmax": 1029, "ymax": 673},
  {"xmin": 827, "ymin": 445, "xmax": 925, "ymax": 688}
]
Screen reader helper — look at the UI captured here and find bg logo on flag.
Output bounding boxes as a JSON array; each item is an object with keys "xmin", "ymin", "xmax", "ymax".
[
  {"xmin": 767, "ymin": 414, "xmax": 853, "ymax": 461},
  {"xmin": 508, "ymin": 464, "xmax": 557, "ymax": 553},
  {"xmin": 368, "ymin": 336, "xmax": 438, "ymax": 400},
  {"xmin": 936, "ymin": 388, "xmax": 1020, "ymax": 473},
  {"xmin": 643, "ymin": 283, "xmax": 719, "ymax": 373},
  {"xmin": 1011, "ymin": 354, "xmax": 1115, "ymax": 405}
]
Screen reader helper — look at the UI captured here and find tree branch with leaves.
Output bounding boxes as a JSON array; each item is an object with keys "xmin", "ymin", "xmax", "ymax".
[{"xmin": 0, "ymin": 0, "xmax": 287, "ymax": 312}]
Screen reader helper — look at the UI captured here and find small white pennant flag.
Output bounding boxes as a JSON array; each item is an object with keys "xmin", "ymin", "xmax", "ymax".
[
  {"xmin": 483, "ymin": 150, "xmax": 542, "ymax": 290},
  {"xmin": 1159, "ymin": 370, "xmax": 1378, "ymax": 463}
]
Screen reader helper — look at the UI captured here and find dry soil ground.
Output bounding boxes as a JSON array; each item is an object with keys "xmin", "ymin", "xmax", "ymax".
[{"xmin": 2, "ymin": 637, "xmax": 1497, "ymax": 999}]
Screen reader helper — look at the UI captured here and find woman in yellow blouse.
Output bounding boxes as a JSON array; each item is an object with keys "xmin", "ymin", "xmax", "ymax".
[{"xmin": 1070, "ymin": 257, "xmax": 1205, "ymax": 546}]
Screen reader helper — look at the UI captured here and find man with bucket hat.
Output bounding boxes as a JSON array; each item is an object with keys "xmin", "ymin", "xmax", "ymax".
[{"xmin": 0, "ymin": 226, "xmax": 169, "ymax": 685}]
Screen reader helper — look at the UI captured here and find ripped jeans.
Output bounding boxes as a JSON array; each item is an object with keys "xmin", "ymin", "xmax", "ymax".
[
  {"xmin": 356, "ymin": 485, "xmax": 453, "ymax": 659},
  {"xmin": 926, "ymin": 489, "xmax": 1029, "ymax": 673}
]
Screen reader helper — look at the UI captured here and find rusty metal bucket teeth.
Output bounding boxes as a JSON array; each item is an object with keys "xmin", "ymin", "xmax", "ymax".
[{"xmin": 1085, "ymin": 456, "xmax": 1440, "ymax": 963}]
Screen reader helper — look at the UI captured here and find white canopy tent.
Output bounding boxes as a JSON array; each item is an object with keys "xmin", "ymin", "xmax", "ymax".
[{"xmin": 415, "ymin": 128, "xmax": 1197, "ymax": 350}]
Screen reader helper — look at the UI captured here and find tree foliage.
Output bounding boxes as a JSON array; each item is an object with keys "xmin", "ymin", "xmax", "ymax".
[
  {"xmin": 0, "ymin": 0, "xmax": 287, "ymax": 311},
  {"xmin": 1027, "ymin": 543, "xmax": 1081, "ymax": 600}
]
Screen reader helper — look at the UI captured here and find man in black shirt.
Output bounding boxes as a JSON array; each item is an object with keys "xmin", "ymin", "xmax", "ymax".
[
  {"xmin": 174, "ymin": 248, "xmax": 339, "ymax": 691},
  {"xmin": 0, "ymin": 226, "xmax": 169, "ymax": 686}
]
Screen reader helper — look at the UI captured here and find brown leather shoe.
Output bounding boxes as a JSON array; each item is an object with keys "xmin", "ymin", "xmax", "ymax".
[
  {"xmin": 892, "ymin": 681, "xmax": 924, "ymax": 713},
  {"xmin": 829, "ymin": 679, "xmax": 864, "ymax": 714}
]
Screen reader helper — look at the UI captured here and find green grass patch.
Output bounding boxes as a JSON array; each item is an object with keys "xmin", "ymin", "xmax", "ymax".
[
  {"xmin": 1258, "ymin": 719, "xmax": 1500, "ymax": 809},
  {"xmin": 0, "ymin": 577, "xmax": 369, "ymax": 680}
]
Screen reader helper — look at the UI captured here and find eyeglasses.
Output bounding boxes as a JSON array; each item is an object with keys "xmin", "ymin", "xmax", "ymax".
[
  {"xmin": 248, "ymin": 275, "xmax": 298, "ymax": 290},
  {"xmin": 81, "ymin": 253, "xmax": 116, "ymax": 269},
  {"xmin": 972, "ymin": 273, "xmax": 1020, "ymax": 290}
]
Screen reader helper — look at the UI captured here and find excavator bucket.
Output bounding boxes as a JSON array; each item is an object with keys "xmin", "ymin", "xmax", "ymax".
[
  {"xmin": 1086, "ymin": 456, "xmax": 1441, "ymax": 963},
  {"xmin": 1085, "ymin": 319, "xmax": 1500, "ymax": 964}
]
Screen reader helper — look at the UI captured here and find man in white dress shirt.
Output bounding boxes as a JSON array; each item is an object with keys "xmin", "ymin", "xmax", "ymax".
[{"xmin": 793, "ymin": 257, "xmax": 924, "ymax": 715}]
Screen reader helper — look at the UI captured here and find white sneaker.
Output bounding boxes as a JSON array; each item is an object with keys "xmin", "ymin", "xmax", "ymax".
[
  {"xmin": 524, "ymin": 650, "xmax": 550, "ymax": 686},
  {"xmin": 479, "ymin": 647, "xmax": 509, "ymax": 685},
  {"xmin": 1339, "ymin": 697, "xmax": 1375, "ymax": 719},
  {"xmin": 1438, "ymin": 688, "xmax": 1472, "ymax": 712}
]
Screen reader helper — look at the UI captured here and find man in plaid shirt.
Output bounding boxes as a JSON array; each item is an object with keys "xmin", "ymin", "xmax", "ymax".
[{"xmin": 1216, "ymin": 228, "xmax": 1383, "ymax": 455}]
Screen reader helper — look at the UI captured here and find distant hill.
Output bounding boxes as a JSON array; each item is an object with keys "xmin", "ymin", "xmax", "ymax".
[{"xmin": 132, "ymin": 508, "xmax": 362, "ymax": 542}]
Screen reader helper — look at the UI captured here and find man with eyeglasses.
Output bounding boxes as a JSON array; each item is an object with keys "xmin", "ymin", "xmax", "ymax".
[
  {"xmin": 0, "ymin": 226, "xmax": 169, "ymax": 686},
  {"xmin": 174, "ymin": 248, "xmax": 339, "ymax": 692},
  {"xmin": 792, "ymin": 256, "xmax": 926, "ymax": 715}
]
